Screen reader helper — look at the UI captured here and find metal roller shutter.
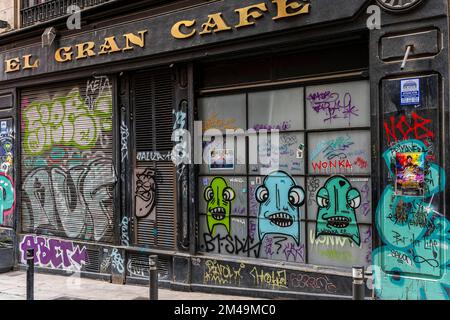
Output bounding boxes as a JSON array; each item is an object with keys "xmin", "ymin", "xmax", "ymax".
[
  {"xmin": 134, "ymin": 69, "xmax": 176, "ymax": 250},
  {"xmin": 20, "ymin": 77, "xmax": 116, "ymax": 244}
]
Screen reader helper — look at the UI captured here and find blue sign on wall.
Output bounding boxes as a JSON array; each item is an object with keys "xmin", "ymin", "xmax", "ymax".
[{"xmin": 400, "ymin": 78, "xmax": 420, "ymax": 106}]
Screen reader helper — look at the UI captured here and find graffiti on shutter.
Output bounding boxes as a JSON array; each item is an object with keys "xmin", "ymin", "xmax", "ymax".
[
  {"xmin": 134, "ymin": 69, "xmax": 176, "ymax": 250},
  {"xmin": 21, "ymin": 77, "xmax": 116, "ymax": 243}
]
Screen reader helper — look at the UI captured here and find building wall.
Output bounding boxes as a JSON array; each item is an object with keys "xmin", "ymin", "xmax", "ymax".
[{"xmin": 0, "ymin": 0, "xmax": 16, "ymax": 33}]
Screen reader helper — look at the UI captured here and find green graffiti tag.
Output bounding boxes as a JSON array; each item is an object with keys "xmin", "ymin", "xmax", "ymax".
[
  {"xmin": 316, "ymin": 176, "xmax": 361, "ymax": 246},
  {"xmin": 204, "ymin": 177, "xmax": 235, "ymax": 235},
  {"xmin": 22, "ymin": 89, "xmax": 112, "ymax": 156}
]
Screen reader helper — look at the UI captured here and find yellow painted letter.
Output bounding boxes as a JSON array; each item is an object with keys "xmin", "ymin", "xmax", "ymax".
[
  {"xmin": 271, "ymin": 0, "xmax": 310, "ymax": 20},
  {"xmin": 99, "ymin": 36, "xmax": 121, "ymax": 55},
  {"xmin": 200, "ymin": 13, "xmax": 232, "ymax": 35},
  {"xmin": 5, "ymin": 58, "xmax": 20, "ymax": 73},
  {"xmin": 123, "ymin": 30, "xmax": 148, "ymax": 51},
  {"xmin": 235, "ymin": 3, "xmax": 268, "ymax": 28},
  {"xmin": 55, "ymin": 47, "xmax": 73, "ymax": 62},
  {"xmin": 23, "ymin": 55, "xmax": 40, "ymax": 69},
  {"xmin": 171, "ymin": 20, "xmax": 196, "ymax": 39},
  {"xmin": 76, "ymin": 42, "xmax": 96, "ymax": 60}
]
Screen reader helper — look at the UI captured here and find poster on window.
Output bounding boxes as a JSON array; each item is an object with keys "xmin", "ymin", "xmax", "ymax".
[
  {"xmin": 395, "ymin": 152, "xmax": 425, "ymax": 196},
  {"xmin": 209, "ymin": 148, "xmax": 235, "ymax": 170}
]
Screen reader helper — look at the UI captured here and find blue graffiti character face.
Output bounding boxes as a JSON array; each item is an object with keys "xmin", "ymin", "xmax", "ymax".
[
  {"xmin": 255, "ymin": 171, "xmax": 305, "ymax": 244},
  {"xmin": 316, "ymin": 176, "xmax": 361, "ymax": 245}
]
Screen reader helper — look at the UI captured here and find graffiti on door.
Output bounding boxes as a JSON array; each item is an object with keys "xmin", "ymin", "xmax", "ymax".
[
  {"xmin": 135, "ymin": 168, "xmax": 157, "ymax": 220},
  {"xmin": 372, "ymin": 139, "xmax": 449, "ymax": 300}
]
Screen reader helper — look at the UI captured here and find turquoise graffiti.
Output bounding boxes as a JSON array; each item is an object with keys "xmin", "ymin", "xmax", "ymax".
[
  {"xmin": 0, "ymin": 173, "xmax": 14, "ymax": 226},
  {"xmin": 255, "ymin": 171, "xmax": 305, "ymax": 244},
  {"xmin": 22, "ymin": 88, "xmax": 113, "ymax": 156},
  {"xmin": 372, "ymin": 139, "xmax": 449, "ymax": 300},
  {"xmin": 315, "ymin": 176, "xmax": 361, "ymax": 246}
]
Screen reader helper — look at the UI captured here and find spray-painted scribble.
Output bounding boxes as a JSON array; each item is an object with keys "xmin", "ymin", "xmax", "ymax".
[
  {"xmin": 111, "ymin": 248, "xmax": 125, "ymax": 274},
  {"xmin": 85, "ymin": 76, "xmax": 111, "ymax": 111},
  {"xmin": 121, "ymin": 216, "xmax": 130, "ymax": 246},
  {"xmin": 307, "ymin": 91, "xmax": 359, "ymax": 125},
  {"xmin": 120, "ymin": 121, "xmax": 129, "ymax": 163}
]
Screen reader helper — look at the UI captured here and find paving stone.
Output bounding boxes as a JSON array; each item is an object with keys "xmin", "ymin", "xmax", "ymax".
[{"xmin": 0, "ymin": 271, "xmax": 258, "ymax": 300}]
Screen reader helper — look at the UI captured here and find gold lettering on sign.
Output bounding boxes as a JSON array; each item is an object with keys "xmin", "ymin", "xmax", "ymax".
[
  {"xmin": 23, "ymin": 54, "xmax": 39, "ymax": 69},
  {"xmin": 4, "ymin": 58, "xmax": 20, "ymax": 73},
  {"xmin": 199, "ymin": 13, "xmax": 232, "ymax": 35},
  {"xmin": 271, "ymin": 0, "xmax": 310, "ymax": 20},
  {"xmin": 171, "ymin": 20, "xmax": 196, "ymax": 39},
  {"xmin": 235, "ymin": 3, "xmax": 268, "ymax": 28},
  {"xmin": 76, "ymin": 42, "xmax": 96, "ymax": 60},
  {"xmin": 99, "ymin": 36, "xmax": 121, "ymax": 55},
  {"xmin": 123, "ymin": 30, "xmax": 148, "ymax": 51},
  {"xmin": 55, "ymin": 47, "xmax": 73, "ymax": 62}
]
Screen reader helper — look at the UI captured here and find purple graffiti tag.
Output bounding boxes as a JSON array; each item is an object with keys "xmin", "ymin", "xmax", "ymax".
[
  {"xmin": 20, "ymin": 235, "xmax": 87, "ymax": 270},
  {"xmin": 360, "ymin": 182, "xmax": 371, "ymax": 217},
  {"xmin": 307, "ymin": 91, "xmax": 359, "ymax": 125},
  {"xmin": 264, "ymin": 237, "xmax": 275, "ymax": 257},
  {"xmin": 283, "ymin": 243, "xmax": 305, "ymax": 263}
]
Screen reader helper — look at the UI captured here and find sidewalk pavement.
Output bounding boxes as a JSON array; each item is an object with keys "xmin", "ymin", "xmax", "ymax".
[{"xmin": 0, "ymin": 271, "xmax": 258, "ymax": 300}]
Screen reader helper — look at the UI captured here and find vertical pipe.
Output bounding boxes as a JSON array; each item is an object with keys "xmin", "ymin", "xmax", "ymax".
[
  {"xmin": 149, "ymin": 255, "xmax": 158, "ymax": 300},
  {"xmin": 26, "ymin": 248, "xmax": 34, "ymax": 301},
  {"xmin": 352, "ymin": 266, "xmax": 365, "ymax": 300}
]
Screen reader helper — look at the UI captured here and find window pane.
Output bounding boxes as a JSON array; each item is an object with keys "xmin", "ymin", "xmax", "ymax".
[
  {"xmin": 307, "ymin": 223, "xmax": 372, "ymax": 268},
  {"xmin": 248, "ymin": 87, "xmax": 304, "ymax": 131},
  {"xmin": 308, "ymin": 131, "xmax": 371, "ymax": 175},
  {"xmin": 306, "ymin": 177, "xmax": 372, "ymax": 224},
  {"xmin": 198, "ymin": 94, "xmax": 246, "ymax": 134},
  {"xmin": 306, "ymin": 80, "xmax": 370, "ymax": 129},
  {"xmin": 199, "ymin": 138, "xmax": 247, "ymax": 175},
  {"xmin": 249, "ymin": 132, "xmax": 305, "ymax": 175}
]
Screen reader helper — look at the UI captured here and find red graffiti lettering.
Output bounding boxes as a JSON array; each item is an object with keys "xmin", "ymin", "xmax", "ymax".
[{"xmin": 384, "ymin": 112, "xmax": 434, "ymax": 145}]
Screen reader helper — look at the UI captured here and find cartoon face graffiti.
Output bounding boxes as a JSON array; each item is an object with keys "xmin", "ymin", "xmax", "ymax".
[
  {"xmin": 204, "ymin": 177, "xmax": 235, "ymax": 235},
  {"xmin": 255, "ymin": 171, "xmax": 305, "ymax": 244},
  {"xmin": 315, "ymin": 176, "xmax": 361, "ymax": 245},
  {"xmin": 135, "ymin": 168, "xmax": 157, "ymax": 220}
]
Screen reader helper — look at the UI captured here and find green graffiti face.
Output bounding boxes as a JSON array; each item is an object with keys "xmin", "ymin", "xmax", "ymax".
[
  {"xmin": 316, "ymin": 176, "xmax": 361, "ymax": 245},
  {"xmin": 204, "ymin": 177, "xmax": 235, "ymax": 235}
]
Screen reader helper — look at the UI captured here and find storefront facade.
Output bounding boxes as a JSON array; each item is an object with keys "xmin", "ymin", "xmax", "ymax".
[{"xmin": 0, "ymin": 0, "xmax": 448, "ymax": 300}]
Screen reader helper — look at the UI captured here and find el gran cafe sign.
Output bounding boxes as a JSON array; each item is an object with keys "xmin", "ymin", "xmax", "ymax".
[{"xmin": 4, "ymin": 0, "xmax": 310, "ymax": 74}]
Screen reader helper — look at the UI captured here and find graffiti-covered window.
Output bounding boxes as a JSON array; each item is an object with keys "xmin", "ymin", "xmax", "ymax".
[
  {"xmin": 197, "ymin": 79, "xmax": 372, "ymax": 269},
  {"xmin": 20, "ymin": 77, "xmax": 116, "ymax": 243}
]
